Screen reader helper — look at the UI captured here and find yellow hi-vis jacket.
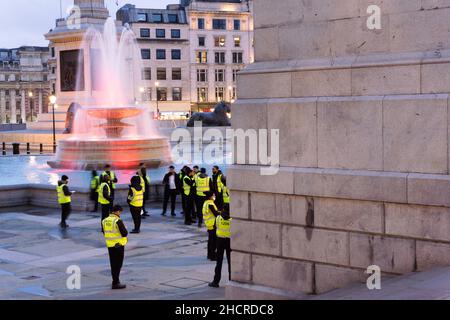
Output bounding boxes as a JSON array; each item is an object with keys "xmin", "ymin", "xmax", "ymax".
[
  {"xmin": 216, "ymin": 173, "xmax": 224, "ymax": 193},
  {"xmin": 102, "ymin": 214, "xmax": 128, "ymax": 248},
  {"xmin": 102, "ymin": 171, "xmax": 117, "ymax": 189},
  {"xmin": 98, "ymin": 182, "xmax": 111, "ymax": 205},
  {"xmin": 196, "ymin": 176, "xmax": 211, "ymax": 197},
  {"xmin": 91, "ymin": 176, "xmax": 100, "ymax": 191},
  {"xmin": 223, "ymin": 185, "xmax": 230, "ymax": 204},
  {"xmin": 183, "ymin": 176, "xmax": 194, "ymax": 196},
  {"xmin": 129, "ymin": 187, "xmax": 144, "ymax": 208},
  {"xmin": 139, "ymin": 175, "xmax": 150, "ymax": 193},
  {"xmin": 203, "ymin": 199, "xmax": 217, "ymax": 231},
  {"xmin": 57, "ymin": 185, "xmax": 71, "ymax": 204},
  {"xmin": 216, "ymin": 215, "xmax": 232, "ymax": 238}
]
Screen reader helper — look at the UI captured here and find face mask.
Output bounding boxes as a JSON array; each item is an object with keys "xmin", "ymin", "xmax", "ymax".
[{"xmin": 212, "ymin": 196, "xmax": 216, "ymax": 201}]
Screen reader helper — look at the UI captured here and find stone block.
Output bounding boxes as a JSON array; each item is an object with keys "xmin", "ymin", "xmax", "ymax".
[
  {"xmin": 230, "ymin": 191, "xmax": 249, "ymax": 219},
  {"xmin": 282, "ymin": 225, "xmax": 349, "ymax": 265},
  {"xmin": 252, "ymin": 255, "xmax": 314, "ymax": 294},
  {"xmin": 292, "ymin": 69, "xmax": 351, "ymax": 97},
  {"xmin": 359, "ymin": 0, "xmax": 422, "ymax": 15},
  {"xmin": 226, "ymin": 282, "xmax": 306, "ymax": 300},
  {"xmin": 315, "ymin": 264, "xmax": 366, "ymax": 294},
  {"xmin": 407, "ymin": 173, "xmax": 450, "ymax": 207},
  {"xmin": 250, "ymin": 192, "xmax": 276, "ymax": 222},
  {"xmin": 254, "ymin": 0, "xmax": 303, "ymax": 28},
  {"xmin": 314, "ymin": 198, "xmax": 383, "ymax": 233},
  {"xmin": 317, "ymin": 96, "xmax": 383, "ymax": 171},
  {"xmin": 267, "ymin": 98, "xmax": 318, "ymax": 168},
  {"xmin": 232, "ymin": 220, "xmax": 281, "ymax": 256},
  {"xmin": 229, "ymin": 165, "xmax": 295, "ymax": 195},
  {"xmin": 231, "ymin": 100, "xmax": 267, "ymax": 131},
  {"xmin": 386, "ymin": 203, "xmax": 450, "ymax": 242},
  {"xmin": 301, "ymin": 0, "xmax": 360, "ymax": 22},
  {"xmin": 294, "ymin": 168, "xmax": 407, "ymax": 203},
  {"xmin": 254, "ymin": 26, "xmax": 279, "ymax": 62},
  {"xmin": 237, "ymin": 72, "xmax": 292, "ymax": 100},
  {"xmin": 349, "ymin": 233, "xmax": 415, "ymax": 274},
  {"xmin": 383, "ymin": 94, "xmax": 448, "ymax": 174},
  {"xmin": 231, "ymin": 252, "xmax": 252, "ymax": 282},
  {"xmin": 276, "ymin": 194, "xmax": 308, "ymax": 226},
  {"xmin": 416, "ymin": 241, "xmax": 450, "ymax": 270},
  {"xmin": 351, "ymin": 65, "xmax": 420, "ymax": 96},
  {"xmin": 422, "ymin": 63, "xmax": 450, "ymax": 94}
]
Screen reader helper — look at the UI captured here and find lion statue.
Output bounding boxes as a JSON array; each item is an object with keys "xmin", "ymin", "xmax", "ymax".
[{"xmin": 187, "ymin": 102, "xmax": 231, "ymax": 127}]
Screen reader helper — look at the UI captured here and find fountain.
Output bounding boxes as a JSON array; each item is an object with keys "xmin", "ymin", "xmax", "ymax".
[{"xmin": 48, "ymin": 18, "xmax": 172, "ymax": 170}]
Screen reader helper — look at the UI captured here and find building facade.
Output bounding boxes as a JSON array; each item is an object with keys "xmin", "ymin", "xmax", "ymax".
[{"xmin": 0, "ymin": 47, "xmax": 50, "ymax": 124}]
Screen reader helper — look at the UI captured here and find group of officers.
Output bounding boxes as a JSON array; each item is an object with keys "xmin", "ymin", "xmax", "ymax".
[{"xmin": 56, "ymin": 164, "xmax": 232, "ymax": 290}]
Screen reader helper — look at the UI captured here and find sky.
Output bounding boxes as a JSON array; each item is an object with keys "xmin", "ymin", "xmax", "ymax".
[{"xmin": 0, "ymin": 0, "xmax": 174, "ymax": 48}]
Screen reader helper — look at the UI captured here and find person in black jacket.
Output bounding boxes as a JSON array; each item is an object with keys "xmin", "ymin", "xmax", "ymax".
[
  {"xmin": 58, "ymin": 175, "xmax": 74, "ymax": 229},
  {"xmin": 99, "ymin": 174, "xmax": 114, "ymax": 222},
  {"xmin": 161, "ymin": 166, "xmax": 180, "ymax": 217},
  {"xmin": 127, "ymin": 176, "xmax": 144, "ymax": 234},
  {"xmin": 139, "ymin": 166, "xmax": 151, "ymax": 217},
  {"xmin": 182, "ymin": 168, "xmax": 196, "ymax": 225}
]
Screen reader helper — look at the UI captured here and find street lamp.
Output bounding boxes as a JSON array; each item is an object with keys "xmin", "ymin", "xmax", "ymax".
[
  {"xmin": 28, "ymin": 91, "xmax": 34, "ymax": 122},
  {"xmin": 155, "ymin": 81, "xmax": 160, "ymax": 119},
  {"xmin": 49, "ymin": 95, "xmax": 57, "ymax": 154}
]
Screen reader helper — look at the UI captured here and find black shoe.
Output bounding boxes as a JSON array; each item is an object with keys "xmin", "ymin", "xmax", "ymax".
[
  {"xmin": 60, "ymin": 222, "xmax": 69, "ymax": 229},
  {"xmin": 210, "ymin": 257, "xmax": 217, "ymax": 262},
  {"xmin": 130, "ymin": 230, "xmax": 140, "ymax": 234},
  {"xmin": 112, "ymin": 283, "xmax": 127, "ymax": 290},
  {"xmin": 208, "ymin": 282, "xmax": 219, "ymax": 288},
  {"xmin": 142, "ymin": 213, "xmax": 150, "ymax": 217},
  {"xmin": 171, "ymin": 213, "xmax": 176, "ymax": 217},
  {"xmin": 198, "ymin": 223, "xmax": 202, "ymax": 228},
  {"xmin": 161, "ymin": 212, "xmax": 166, "ymax": 216},
  {"xmin": 185, "ymin": 222, "xmax": 192, "ymax": 226}
]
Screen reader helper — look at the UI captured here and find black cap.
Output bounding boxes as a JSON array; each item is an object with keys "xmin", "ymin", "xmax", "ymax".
[
  {"xmin": 201, "ymin": 168, "xmax": 207, "ymax": 174},
  {"xmin": 61, "ymin": 175, "xmax": 69, "ymax": 181},
  {"xmin": 205, "ymin": 191, "xmax": 214, "ymax": 198},
  {"xmin": 112, "ymin": 205, "xmax": 123, "ymax": 213}
]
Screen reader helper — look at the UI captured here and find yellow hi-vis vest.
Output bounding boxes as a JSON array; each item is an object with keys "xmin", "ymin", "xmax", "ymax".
[
  {"xmin": 216, "ymin": 173, "xmax": 224, "ymax": 193},
  {"xmin": 102, "ymin": 171, "xmax": 116, "ymax": 189},
  {"xmin": 216, "ymin": 215, "xmax": 232, "ymax": 238},
  {"xmin": 196, "ymin": 176, "xmax": 211, "ymax": 197},
  {"xmin": 57, "ymin": 185, "xmax": 71, "ymax": 204},
  {"xmin": 203, "ymin": 199, "xmax": 217, "ymax": 230},
  {"xmin": 183, "ymin": 176, "xmax": 193, "ymax": 196},
  {"xmin": 98, "ymin": 182, "xmax": 111, "ymax": 205},
  {"xmin": 129, "ymin": 187, "xmax": 144, "ymax": 208},
  {"xmin": 102, "ymin": 215, "xmax": 128, "ymax": 248},
  {"xmin": 91, "ymin": 176, "xmax": 100, "ymax": 191},
  {"xmin": 223, "ymin": 186, "xmax": 230, "ymax": 204}
]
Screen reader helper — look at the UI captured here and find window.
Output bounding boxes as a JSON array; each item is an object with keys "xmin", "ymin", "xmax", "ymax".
[
  {"xmin": 172, "ymin": 68, "xmax": 182, "ymax": 80},
  {"xmin": 157, "ymin": 68, "xmax": 167, "ymax": 80},
  {"xmin": 213, "ymin": 19, "xmax": 227, "ymax": 30},
  {"xmin": 215, "ymin": 69, "xmax": 225, "ymax": 82},
  {"xmin": 233, "ymin": 52, "xmax": 243, "ymax": 64},
  {"xmin": 198, "ymin": 18, "xmax": 205, "ymax": 30},
  {"xmin": 140, "ymin": 28, "xmax": 150, "ymax": 38},
  {"xmin": 52, "ymin": 67, "xmax": 56, "ymax": 74},
  {"xmin": 156, "ymin": 49, "xmax": 166, "ymax": 60},
  {"xmin": 198, "ymin": 36, "xmax": 206, "ymax": 47},
  {"xmin": 172, "ymin": 87, "xmax": 182, "ymax": 101},
  {"xmin": 171, "ymin": 29, "xmax": 181, "ymax": 39},
  {"xmin": 152, "ymin": 13, "xmax": 163, "ymax": 23},
  {"xmin": 157, "ymin": 87, "xmax": 167, "ymax": 101},
  {"xmin": 196, "ymin": 51, "xmax": 207, "ymax": 64},
  {"xmin": 141, "ymin": 49, "xmax": 151, "ymax": 60},
  {"xmin": 234, "ymin": 36, "xmax": 241, "ymax": 47},
  {"xmin": 234, "ymin": 19, "xmax": 241, "ymax": 31},
  {"xmin": 142, "ymin": 88, "xmax": 152, "ymax": 101},
  {"xmin": 168, "ymin": 14, "xmax": 178, "ymax": 23},
  {"xmin": 197, "ymin": 69, "xmax": 207, "ymax": 82},
  {"xmin": 197, "ymin": 87, "xmax": 208, "ymax": 102},
  {"xmin": 215, "ymin": 52, "xmax": 226, "ymax": 64},
  {"xmin": 214, "ymin": 36, "xmax": 226, "ymax": 47},
  {"xmin": 231, "ymin": 87, "xmax": 237, "ymax": 101},
  {"xmin": 156, "ymin": 29, "xmax": 165, "ymax": 38},
  {"xmin": 137, "ymin": 13, "xmax": 147, "ymax": 22},
  {"xmin": 51, "ymin": 47, "xmax": 55, "ymax": 57},
  {"xmin": 171, "ymin": 49, "xmax": 181, "ymax": 60},
  {"xmin": 142, "ymin": 68, "xmax": 152, "ymax": 80},
  {"xmin": 215, "ymin": 87, "xmax": 225, "ymax": 102},
  {"xmin": 233, "ymin": 69, "xmax": 240, "ymax": 82}
]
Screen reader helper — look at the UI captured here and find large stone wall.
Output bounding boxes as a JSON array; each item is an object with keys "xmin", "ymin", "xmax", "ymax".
[{"xmin": 228, "ymin": 1, "xmax": 450, "ymax": 298}]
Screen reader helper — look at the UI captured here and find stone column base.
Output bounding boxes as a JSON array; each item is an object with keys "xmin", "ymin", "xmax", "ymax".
[{"xmin": 225, "ymin": 281, "xmax": 308, "ymax": 300}]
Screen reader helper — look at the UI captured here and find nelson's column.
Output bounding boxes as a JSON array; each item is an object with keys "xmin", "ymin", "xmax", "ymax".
[{"xmin": 228, "ymin": 1, "xmax": 450, "ymax": 299}]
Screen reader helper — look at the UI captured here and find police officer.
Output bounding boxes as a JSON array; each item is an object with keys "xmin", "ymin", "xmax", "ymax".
[
  {"xmin": 127, "ymin": 176, "xmax": 144, "ymax": 234},
  {"xmin": 57, "ymin": 175, "xmax": 74, "ymax": 229},
  {"xmin": 182, "ymin": 168, "xmax": 196, "ymax": 225},
  {"xmin": 203, "ymin": 191, "xmax": 219, "ymax": 261},
  {"xmin": 178, "ymin": 166, "xmax": 188, "ymax": 215},
  {"xmin": 212, "ymin": 166, "xmax": 225, "ymax": 210},
  {"xmin": 138, "ymin": 167, "xmax": 151, "ymax": 217},
  {"xmin": 102, "ymin": 205, "xmax": 128, "ymax": 290},
  {"xmin": 222, "ymin": 177, "xmax": 230, "ymax": 213},
  {"xmin": 102, "ymin": 165, "xmax": 118, "ymax": 207},
  {"xmin": 90, "ymin": 170, "xmax": 100, "ymax": 213},
  {"xmin": 98, "ymin": 174, "xmax": 113, "ymax": 224},
  {"xmin": 209, "ymin": 208, "xmax": 232, "ymax": 288},
  {"xmin": 196, "ymin": 168, "xmax": 212, "ymax": 228}
]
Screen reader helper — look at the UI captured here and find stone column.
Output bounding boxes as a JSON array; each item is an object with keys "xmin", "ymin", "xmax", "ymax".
[
  {"xmin": 0, "ymin": 90, "xmax": 5, "ymax": 124},
  {"xmin": 20, "ymin": 90, "xmax": 26, "ymax": 123},
  {"xmin": 9, "ymin": 90, "xmax": 16, "ymax": 124},
  {"xmin": 38, "ymin": 90, "xmax": 43, "ymax": 115},
  {"xmin": 228, "ymin": 0, "xmax": 450, "ymax": 299}
]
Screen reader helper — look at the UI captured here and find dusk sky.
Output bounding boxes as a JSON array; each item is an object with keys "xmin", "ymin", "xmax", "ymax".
[{"xmin": 0, "ymin": 0, "xmax": 174, "ymax": 48}]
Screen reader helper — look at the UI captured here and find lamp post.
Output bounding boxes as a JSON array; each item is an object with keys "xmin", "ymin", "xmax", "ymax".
[
  {"xmin": 28, "ymin": 91, "xmax": 34, "ymax": 122},
  {"xmin": 155, "ymin": 81, "xmax": 160, "ymax": 119},
  {"xmin": 49, "ymin": 95, "xmax": 57, "ymax": 154}
]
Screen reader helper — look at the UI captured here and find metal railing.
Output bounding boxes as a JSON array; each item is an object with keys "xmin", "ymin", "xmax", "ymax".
[{"xmin": 1, "ymin": 142, "xmax": 56, "ymax": 156}]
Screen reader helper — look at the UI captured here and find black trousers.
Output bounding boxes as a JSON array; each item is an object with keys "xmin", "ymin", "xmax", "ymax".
[
  {"xmin": 196, "ymin": 196, "xmax": 207, "ymax": 225},
  {"xmin": 207, "ymin": 229, "xmax": 217, "ymax": 259},
  {"xmin": 101, "ymin": 204, "xmax": 111, "ymax": 223},
  {"xmin": 163, "ymin": 189, "xmax": 177, "ymax": 214},
  {"xmin": 91, "ymin": 191, "xmax": 98, "ymax": 212},
  {"xmin": 130, "ymin": 205, "xmax": 142, "ymax": 231},
  {"xmin": 183, "ymin": 194, "xmax": 194, "ymax": 224},
  {"xmin": 61, "ymin": 203, "xmax": 71, "ymax": 224},
  {"xmin": 213, "ymin": 238, "xmax": 231, "ymax": 284},
  {"xmin": 108, "ymin": 246, "xmax": 124, "ymax": 285},
  {"xmin": 181, "ymin": 192, "xmax": 186, "ymax": 214},
  {"xmin": 215, "ymin": 191, "xmax": 224, "ymax": 211}
]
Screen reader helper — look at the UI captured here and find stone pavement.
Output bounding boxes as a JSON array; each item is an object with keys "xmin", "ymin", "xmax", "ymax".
[{"xmin": 0, "ymin": 204, "xmax": 226, "ymax": 300}]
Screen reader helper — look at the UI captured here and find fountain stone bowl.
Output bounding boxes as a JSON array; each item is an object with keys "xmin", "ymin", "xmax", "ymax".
[{"xmin": 47, "ymin": 106, "xmax": 173, "ymax": 171}]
